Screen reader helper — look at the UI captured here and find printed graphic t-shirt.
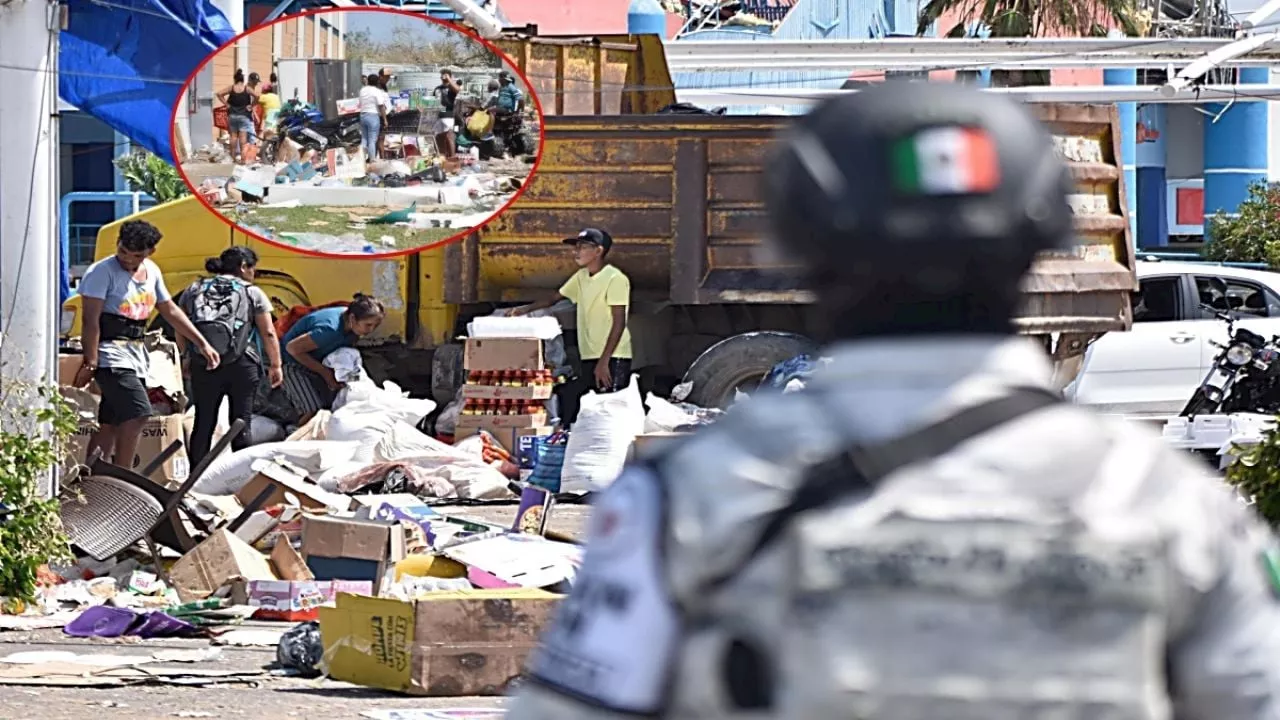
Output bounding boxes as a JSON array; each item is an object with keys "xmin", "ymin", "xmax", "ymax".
[
  {"xmin": 280, "ymin": 306, "xmax": 355, "ymax": 365},
  {"xmin": 559, "ymin": 265, "xmax": 633, "ymax": 361},
  {"xmin": 78, "ymin": 257, "xmax": 172, "ymax": 375}
]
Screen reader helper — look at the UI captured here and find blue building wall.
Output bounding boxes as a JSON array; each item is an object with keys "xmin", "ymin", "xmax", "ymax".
[
  {"xmin": 1135, "ymin": 103, "xmax": 1168, "ymax": 248},
  {"xmin": 1203, "ymin": 66, "xmax": 1269, "ymax": 239}
]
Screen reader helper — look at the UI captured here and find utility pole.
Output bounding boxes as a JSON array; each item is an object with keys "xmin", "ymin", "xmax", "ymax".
[{"xmin": 0, "ymin": 0, "xmax": 61, "ymax": 496}]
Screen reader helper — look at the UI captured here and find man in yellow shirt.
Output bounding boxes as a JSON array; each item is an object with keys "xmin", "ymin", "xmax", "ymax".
[{"xmin": 512, "ymin": 228, "xmax": 632, "ymax": 425}]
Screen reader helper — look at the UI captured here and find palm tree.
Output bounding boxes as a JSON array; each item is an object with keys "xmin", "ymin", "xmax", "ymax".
[{"xmin": 916, "ymin": 0, "xmax": 1147, "ymax": 38}]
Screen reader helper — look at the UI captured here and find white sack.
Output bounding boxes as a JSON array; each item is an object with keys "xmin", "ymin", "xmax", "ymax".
[
  {"xmin": 192, "ymin": 440, "xmax": 366, "ymax": 495},
  {"xmin": 643, "ymin": 393, "xmax": 699, "ymax": 434},
  {"xmin": 323, "ymin": 347, "xmax": 366, "ymax": 383},
  {"xmin": 561, "ymin": 376, "xmax": 645, "ymax": 493}
]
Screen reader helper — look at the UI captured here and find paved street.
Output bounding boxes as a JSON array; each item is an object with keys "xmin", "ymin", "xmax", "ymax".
[{"xmin": 0, "ymin": 628, "xmax": 509, "ymax": 720}]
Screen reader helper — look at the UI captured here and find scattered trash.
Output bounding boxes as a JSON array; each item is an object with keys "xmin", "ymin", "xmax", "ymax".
[{"xmin": 33, "ymin": 318, "xmax": 723, "ymax": 699}]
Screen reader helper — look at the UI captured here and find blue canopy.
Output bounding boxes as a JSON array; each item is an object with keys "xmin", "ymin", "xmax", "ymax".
[{"xmin": 59, "ymin": 0, "xmax": 237, "ymax": 164}]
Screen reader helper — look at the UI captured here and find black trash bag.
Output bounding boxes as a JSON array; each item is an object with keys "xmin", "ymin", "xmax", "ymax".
[
  {"xmin": 381, "ymin": 173, "xmax": 409, "ymax": 188},
  {"xmin": 413, "ymin": 165, "xmax": 448, "ymax": 183},
  {"xmin": 276, "ymin": 620, "xmax": 324, "ymax": 677}
]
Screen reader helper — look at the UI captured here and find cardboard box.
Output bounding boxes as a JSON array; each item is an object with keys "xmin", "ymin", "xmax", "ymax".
[
  {"xmin": 169, "ymin": 529, "xmax": 278, "ymax": 603},
  {"xmin": 234, "ymin": 458, "xmax": 352, "ymax": 512},
  {"xmin": 247, "ymin": 579, "xmax": 373, "ymax": 621},
  {"xmin": 318, "ymin": 589, "xmax": 561, "ymax": 696},
  {"xmin": 455, "ymin": 414, "xmax": 549, "ymax": 453},
  {"xmin": 463, "ymin": 338, "xmax": 543, "ymax": 372},
  {"xmin": 67, "ymin": 410, "xmax": 190, "ymax": 485},
  {"xmin": 630, "ymin": 432, "xmax": 692, "ymax": 461},
  {"xmin": 301, "ymin": 515, "xmax": 406, "ymax": 587},
  {"xmin": 461, "ymin": 383, "xmax": 553, "ymax": 401}
]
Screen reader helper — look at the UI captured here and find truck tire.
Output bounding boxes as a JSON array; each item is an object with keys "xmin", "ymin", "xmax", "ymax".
[
  {"xmin": 431, "ymin": 342, "xmax": 465, "ymax": 404},
  {"xmin": 681, "ymin": 331, "xmax": 817, "ymax": 409}
]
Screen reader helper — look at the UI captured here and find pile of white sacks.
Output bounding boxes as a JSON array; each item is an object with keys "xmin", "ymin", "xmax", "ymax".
[{"xmin": 192, "ymin": 348, "xmax": 513, "ymax": 501}]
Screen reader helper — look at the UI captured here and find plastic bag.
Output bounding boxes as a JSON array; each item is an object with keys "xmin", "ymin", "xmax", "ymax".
[
  {"xmin": 322, "ymin": 347, "xmax": 365, "ymax": 383},
  {"xmin": 560, "ymin": 376, "xmax": 646, "ymax": 493},
  {"xmin": 644, "ymin": 394, "xmax": 698, "ymax": 433},
  {"xmin": 276, "ymin": 621, "xmax": 323, "ymax": 677},
  {"xmin": 333, "ymin": 379, "xmax": 436, "ymax": 422},
  {"xmin": 245, "ymin": 415, "xmax": 286, "ymax": 445}
]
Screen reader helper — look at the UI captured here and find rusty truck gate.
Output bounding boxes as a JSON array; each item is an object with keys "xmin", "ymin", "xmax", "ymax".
[{"xmin": 444, "ymin": 103, "xmax": 1135, "ymax": 339}]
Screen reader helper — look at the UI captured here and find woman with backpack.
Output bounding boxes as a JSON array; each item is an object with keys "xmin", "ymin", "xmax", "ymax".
[
  {"xmin": 179, "ymin": 247, "xmax": 283, "ymax": 467},
  {"xmin": 280, "ymin": 294, "xmax": 385, "ymax": 424}
]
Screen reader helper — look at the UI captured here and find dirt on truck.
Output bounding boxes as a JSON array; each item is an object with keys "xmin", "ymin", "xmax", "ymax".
[{"xmin": 63, "ymin": 34, "xmax": 1135, "ymax": 408}]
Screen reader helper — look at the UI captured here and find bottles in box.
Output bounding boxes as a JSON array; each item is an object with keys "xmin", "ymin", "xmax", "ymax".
[
  {"xmin": 465, "ymin": 369, "xmax": 554, "ymax": 387},
  {"xmin": 460, "ymin": 399, "xmax": 546, "ymax": 416}
]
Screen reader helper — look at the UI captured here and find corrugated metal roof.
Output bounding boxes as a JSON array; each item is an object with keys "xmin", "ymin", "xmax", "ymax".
[{"xmin": 671, "ymin": 0, "xmax": 935, "ymax": 114}]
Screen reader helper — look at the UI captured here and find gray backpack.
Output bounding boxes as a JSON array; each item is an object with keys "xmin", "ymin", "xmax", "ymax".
[{"xmin": 182, "ymin": 276, "xmax": 254, "ymax": 367}]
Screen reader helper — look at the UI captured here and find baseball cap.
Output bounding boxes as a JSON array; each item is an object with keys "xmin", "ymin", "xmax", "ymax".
[{"xmin": 563, "ymin": 228, "xmax": 612, "ymax": 251}]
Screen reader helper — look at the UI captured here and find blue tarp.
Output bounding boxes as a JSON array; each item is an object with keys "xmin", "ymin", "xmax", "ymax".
[
  {"xmin": 59, "ymin": 0, "xmax": 237, "ymax": 164},
  {"xmin": 57, "ymin": 0, "xmax": 235, "ymax": 305}
]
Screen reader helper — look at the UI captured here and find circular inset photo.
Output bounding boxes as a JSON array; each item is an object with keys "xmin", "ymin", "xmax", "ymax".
[{"xmin": 172, "ymin": 8, "xmax": 542, "ymax": 257}]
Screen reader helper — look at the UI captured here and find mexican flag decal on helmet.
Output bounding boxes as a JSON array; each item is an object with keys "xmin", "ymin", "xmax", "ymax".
[{"xmin": 891, "ymin": 126, "xmax": 1001, "ymax": 195}]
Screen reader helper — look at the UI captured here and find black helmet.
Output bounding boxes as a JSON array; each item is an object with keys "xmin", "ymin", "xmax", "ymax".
[
  {"xmin": 498, "ymin": 69, "xmax": 514, "ymax": 84},
  {"xmin": 764, "ymin": 82, "xmax": 1075, "ymax": 309}
]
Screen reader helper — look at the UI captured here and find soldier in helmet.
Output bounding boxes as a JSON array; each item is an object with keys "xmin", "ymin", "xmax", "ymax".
[{"xmin": 505, "ymin": 82, "xmax": 1280, "ymax": 720}]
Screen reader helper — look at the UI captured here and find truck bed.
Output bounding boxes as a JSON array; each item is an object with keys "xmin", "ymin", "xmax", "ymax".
[{"xmin": 444, "ymin": 103, "xmax": 1136, "ymax": 337}]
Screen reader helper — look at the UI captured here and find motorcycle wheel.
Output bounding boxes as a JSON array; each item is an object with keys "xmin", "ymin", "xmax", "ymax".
[
  {"xmin": 1180, "ymin": 389, "xmax": 1219, "ymax": 417},
  {"xmin": 507, "ymin": 132, "xmax": 529, "ymax": 157},
  {"xmin": 480, "ymin": 137, "xmax": 503, "ymax": 161}
]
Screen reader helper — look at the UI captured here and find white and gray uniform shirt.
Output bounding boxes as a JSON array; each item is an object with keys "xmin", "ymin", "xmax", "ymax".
[{"xmin": 508, "ymin": 336, "xmax": 1280, "ymax": 720}]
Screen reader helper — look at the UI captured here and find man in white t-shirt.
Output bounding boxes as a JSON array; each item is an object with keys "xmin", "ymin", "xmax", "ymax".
[{"xmin": 357, "ymin": 73, "xmax": 390, "ymax": 162}]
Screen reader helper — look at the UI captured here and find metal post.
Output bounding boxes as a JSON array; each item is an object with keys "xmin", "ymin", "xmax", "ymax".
[{"xmin": 0, "ymin": 0, "xmax": 60, "ymax": 497}]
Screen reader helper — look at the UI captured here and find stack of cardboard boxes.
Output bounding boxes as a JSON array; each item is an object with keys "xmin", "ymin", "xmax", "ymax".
[{"xmin": 454, "ymin": 338, "xmax": 553, "ymax": 453}]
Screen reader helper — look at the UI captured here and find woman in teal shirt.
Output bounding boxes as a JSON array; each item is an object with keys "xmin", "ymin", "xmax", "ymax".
[{"xmin": 280, "ymin": 293, "xmax": 385, "ymax": 422}]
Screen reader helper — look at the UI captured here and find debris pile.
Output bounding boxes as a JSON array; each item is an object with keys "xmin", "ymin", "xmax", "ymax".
[
  {"xmin": 3, "ymin": 316, "xmax": 745, "ymax": 698},
  {"xmin": 192, "ymin": 137, "xmax": 529, "ymax": 255}
]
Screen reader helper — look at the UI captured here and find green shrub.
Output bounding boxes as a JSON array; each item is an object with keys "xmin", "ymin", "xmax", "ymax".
[
  {"xmin": 1225, "ymin": 424, "xmax": 1280, "ymax": 526},
  {"xmin": 1204, "ymin": 181, "xmax": 1280, "ymax": 267},
  {"xmin": 0, "ymin": 353, "xmax": 76, "ymax": 608}
]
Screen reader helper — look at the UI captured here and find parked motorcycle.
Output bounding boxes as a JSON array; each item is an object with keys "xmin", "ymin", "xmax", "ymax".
[
  {"xmin": 1181, "ymin": 309, "xmax": 1280, "ymax": 416},
  {"xmin": 261, "ymin": 102, "xmax": 361, "ymax": 163},
  {"xmin": 492, "ymin": 109, "xmax": 534, "ymax": 158}
]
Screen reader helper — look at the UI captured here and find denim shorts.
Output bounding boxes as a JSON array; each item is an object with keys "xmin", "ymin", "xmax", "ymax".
[{"xmin": 228, "ymin": 114, "xmax": 254, "ymax": 133}]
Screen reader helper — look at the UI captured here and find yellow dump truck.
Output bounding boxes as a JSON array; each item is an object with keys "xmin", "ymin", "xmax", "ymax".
[{"xmin": 64, "ymin": 34, "xmax": 1135, "ymax": 408}]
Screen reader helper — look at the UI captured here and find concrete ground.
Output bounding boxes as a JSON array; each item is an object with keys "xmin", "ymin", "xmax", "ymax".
[
  {"xmin": 0, "ymin": 503, "xmax": 588, "ymax": 719},
  {"xmin": 0, "ymin": 628, "xmax": 509, "ymax": 719}
]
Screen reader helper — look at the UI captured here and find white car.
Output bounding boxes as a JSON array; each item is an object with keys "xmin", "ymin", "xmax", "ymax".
[{"xmin": 1066, "ymin": 260, "xmax": 1280, "ymax": 417}]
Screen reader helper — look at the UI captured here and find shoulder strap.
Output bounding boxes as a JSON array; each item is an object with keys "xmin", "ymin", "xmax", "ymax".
[{"xmin": 703, "ymin": 386, "xmax": 1063, "ymax": 591}]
